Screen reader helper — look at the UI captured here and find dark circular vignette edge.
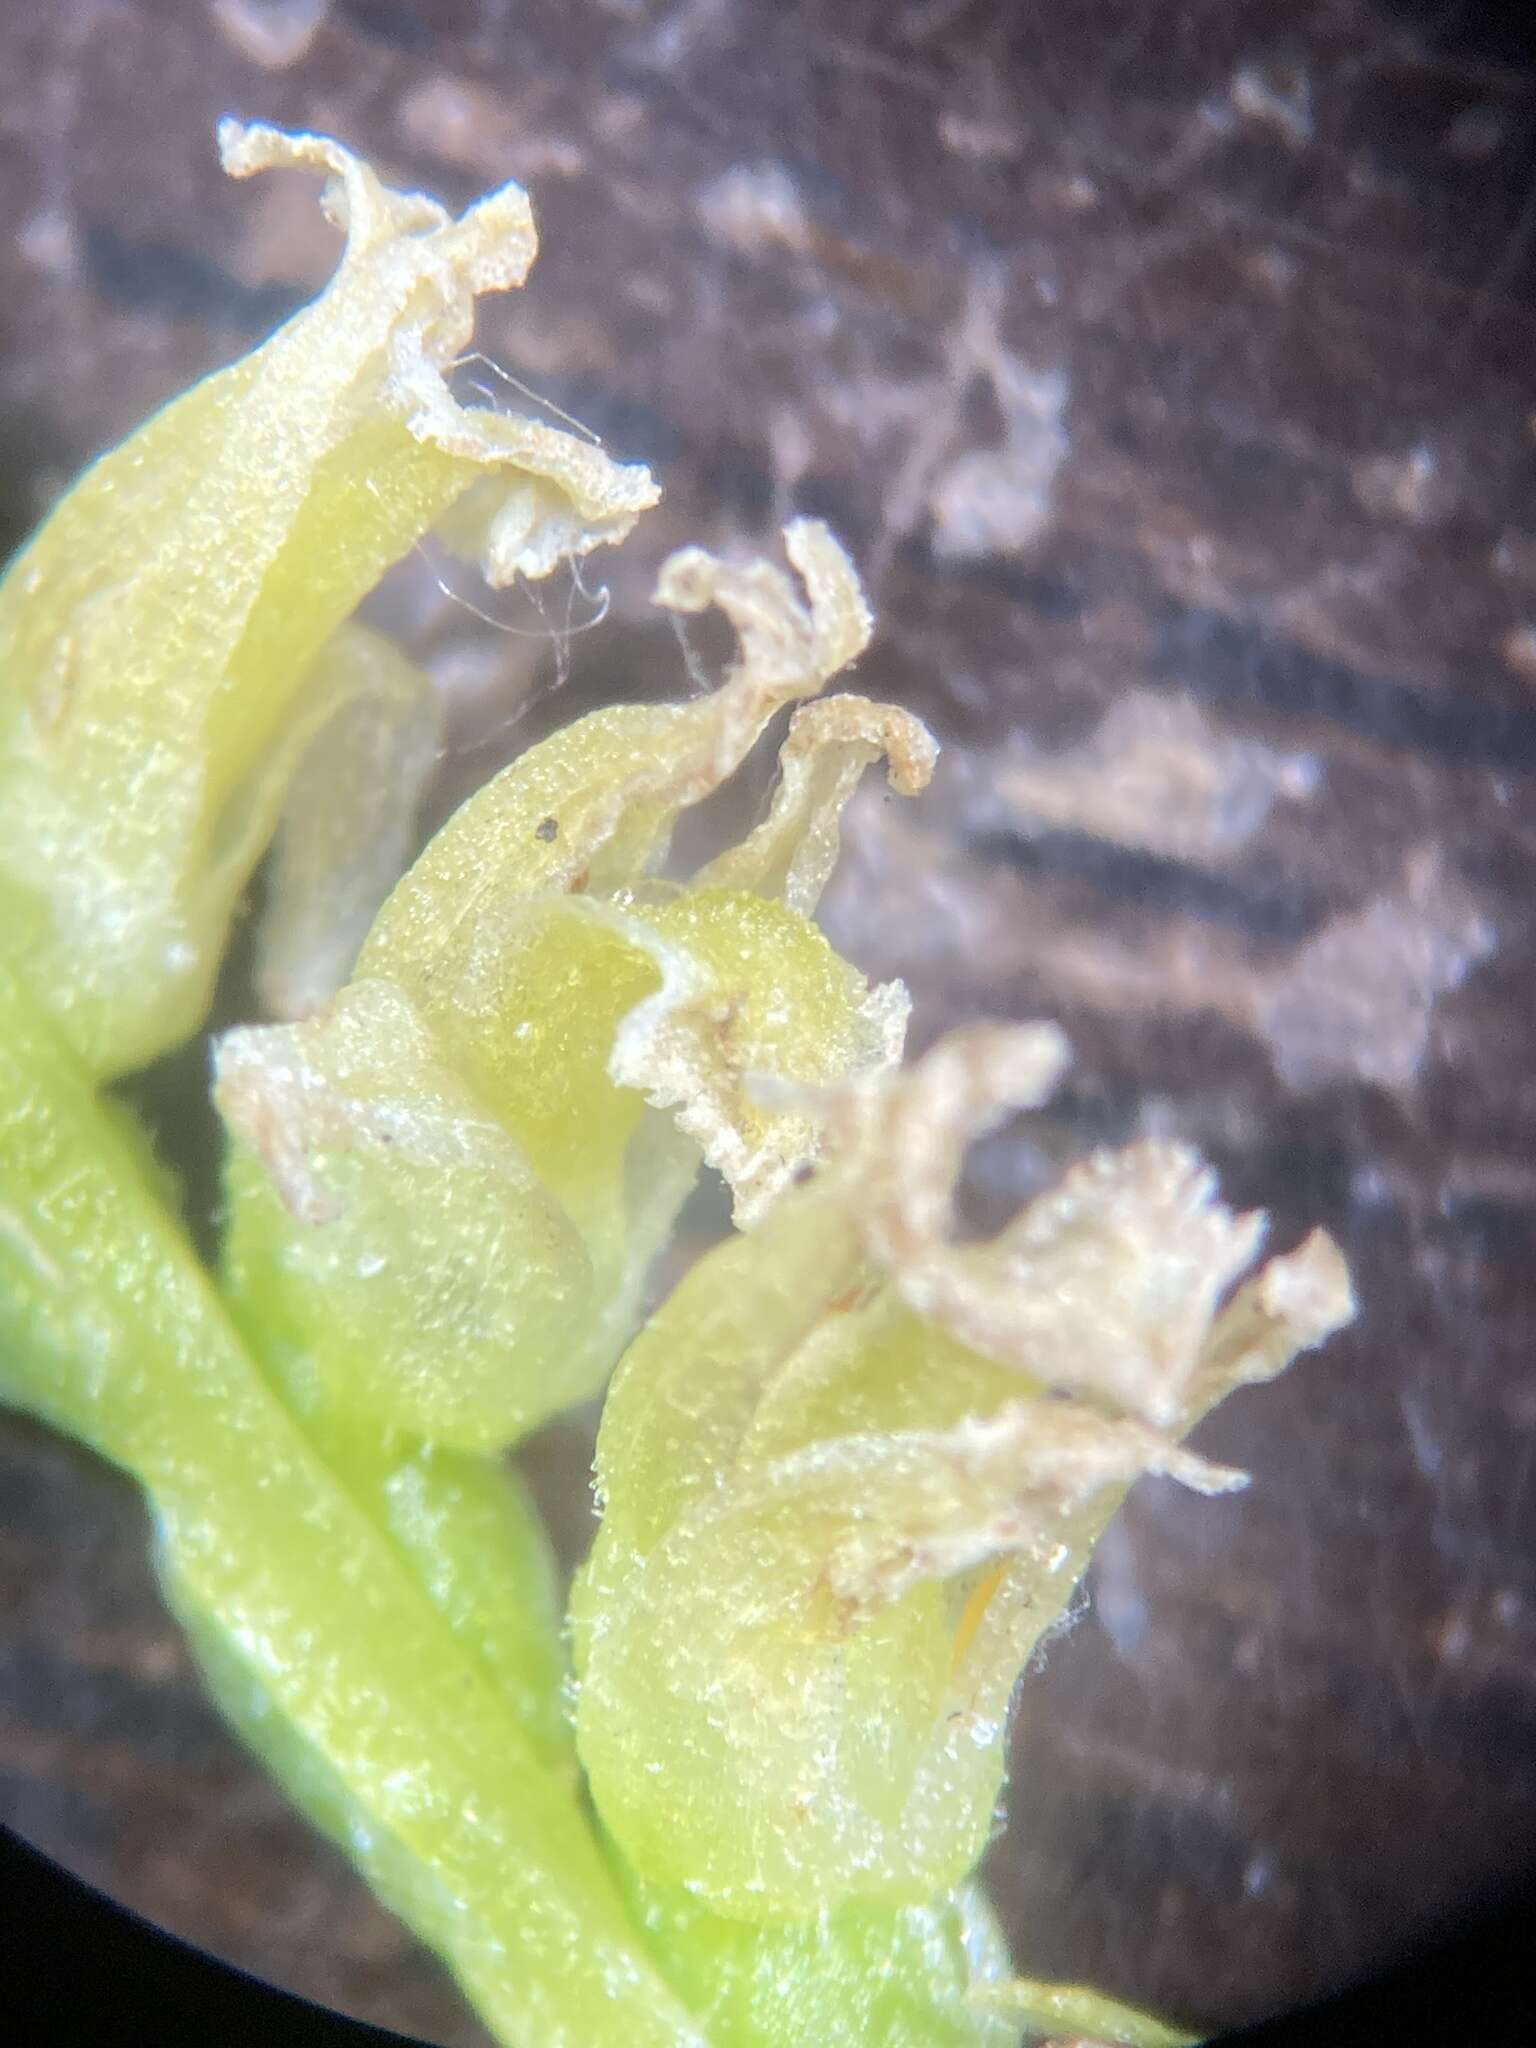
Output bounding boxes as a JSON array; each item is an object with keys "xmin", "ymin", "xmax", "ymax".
[{"xmin": 1, "ymin": 1822, "xmax": 1530, "ymax": 2048}]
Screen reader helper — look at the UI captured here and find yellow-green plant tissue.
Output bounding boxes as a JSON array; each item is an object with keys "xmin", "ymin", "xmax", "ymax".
[{"xmin": 0, "ymin": 120, "xmax": 1357, "ymax": 2048}]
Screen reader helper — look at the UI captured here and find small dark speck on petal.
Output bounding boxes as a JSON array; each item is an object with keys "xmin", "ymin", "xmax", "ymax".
[{"xmin": 535, "ymin": 817, "xmax": 559, "ymax": 842}]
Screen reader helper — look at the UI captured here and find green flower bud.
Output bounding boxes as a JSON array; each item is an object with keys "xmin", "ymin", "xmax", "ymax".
[
  {"xmin": 573, "ymin": 1026, "xmax": 1355, "ymax": 1920},
  {"xmin": 217, "ymin": 523, "xmax": 936, "ymax": 1452},
  {"xmin": 0, "ymin": 122, "xmax": 656, "ymax": 1077}
]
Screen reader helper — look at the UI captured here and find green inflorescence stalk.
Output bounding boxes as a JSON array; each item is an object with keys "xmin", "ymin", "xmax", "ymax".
[
  {"xmin": 0, "ymin": 123, "xmax": 1354, "ymax": 2048},
  {"xmin": 0, "ymin": 965, "xmax": 700, "ymax": 2048}
]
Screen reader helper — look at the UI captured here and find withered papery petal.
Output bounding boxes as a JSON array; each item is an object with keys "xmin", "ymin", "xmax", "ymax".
[
  {"xmin": 360, "ymin": 520, "xmax": 877, "ymax": 991},
  {"xmin": 218, "ymin": 121, "xmax": 659, "ymax": 582},
  {"xmin": 1189, "ymin": 1226, "xmax": 1356, "ymax": 1412},
  {"xmin": 841, "ymin": 1029, "xmax": 1268, "ymax": 1427},
  {"xmin": 609, "ymin": 891, "xmax": 909, "ymax": 1225},
  {"xmin": 696, "ymin": 694, "xmax": 937, "ymax": 917}
]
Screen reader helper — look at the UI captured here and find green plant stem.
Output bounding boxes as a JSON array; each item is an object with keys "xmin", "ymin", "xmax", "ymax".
[
  {"xmin": 236, "ymin": 1280, "xmax": 1037, "ymax": 2048},
  {"xmin": 0, "ymin": 967, "xmax": 705, "ymax": 2048},
  {"xmin": 0, "ymin": 962, "xmax": 1032, "ymax": 2046},
  {"xmin": 0, "ymin": 961, "xmax": 1221, "ymax": 2046}
]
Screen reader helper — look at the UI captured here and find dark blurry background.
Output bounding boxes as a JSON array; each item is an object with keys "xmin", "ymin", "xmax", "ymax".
[{"xmin": 3, "ymin": 2, "xmax": 1536, "ymax": 2041}]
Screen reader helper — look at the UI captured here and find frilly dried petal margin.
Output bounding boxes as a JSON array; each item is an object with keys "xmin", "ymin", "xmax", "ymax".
[
  {"xmin": 0, "ymin": 122, "xmax": 657, "ymax": 1077},
  {"xmin": 696, "ymin": 692, "xmax": 938, "ymax": 915},
  {"xmin": 770, "ymin": 1021, "xmax": 1353, "ymax": 1623},
  {"xmin": 362, "ymin": 518, "xmax": 899, "ymax": 975},
  {"xmin": 819, "ymin": 1025, "xmax": 1353, "ymax": 1430},
  {"xmin": 604, "ymin": 536, "xmax": 928, "ymax": 1217},
  {"xmin": 607, "ymin": 904, "xmax": 910, "ymax": 1227},
  {"xmin": 217, "ymin": 121, "xmax": 658, "ymax": 577}
]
